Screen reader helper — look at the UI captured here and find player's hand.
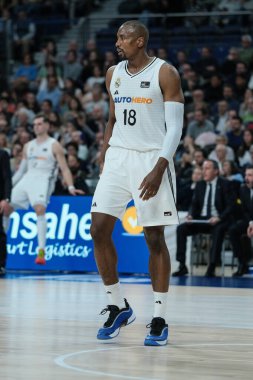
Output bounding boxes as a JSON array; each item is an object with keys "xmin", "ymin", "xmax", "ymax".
[
  {"xmin": 0, "ymin": 200, "xmax": 11, "ymax": 214},
  {"xmin": 209, "ymin": 216, "xmax": 220, "ymax": 225},
  {"xmin": 138, "ymin": 169, "xmax": 162, "ymax": 201},
  {"xmin": 68, "ymin": 186, "xmax": 85, "ymax": 196},
  {"xmin": 247, "ymin": 224, "xmax": 253, "ymax": 238}
]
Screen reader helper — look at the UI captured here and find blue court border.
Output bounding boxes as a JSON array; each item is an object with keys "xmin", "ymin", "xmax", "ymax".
[{"xmin": 2, "ymin": 271, "xmax": 253, "ymax": 289}]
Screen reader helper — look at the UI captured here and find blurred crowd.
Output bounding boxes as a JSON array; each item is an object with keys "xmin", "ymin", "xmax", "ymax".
[{"xmin": 0, "ymin": 1, "xmax": 253, "ymax": 200}]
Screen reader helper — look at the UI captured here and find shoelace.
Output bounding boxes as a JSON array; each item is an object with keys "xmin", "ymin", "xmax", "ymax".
[
  {"xmin": 100, "ymin": 305, "xmax": 120, "ymax": 327},
  {"xmin": 146, "ymin": 318, "xmax": 166, "ymax": 335}
]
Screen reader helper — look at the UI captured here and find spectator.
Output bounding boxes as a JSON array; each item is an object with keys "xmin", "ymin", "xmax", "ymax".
[
  {"xmin": 228, "ymin": 165, "xmax": 253, "ymax": 276},
  {"xmin": 226, "ymin": 116, "xmax": 244, "ymax": 155},
  {"xmin": 177, "ymin": 166, "xmax": 203, "ymax": 211},
  {"xmin": 13, "ymin": 10, "xmax": 36, "ymax": 60},
  {"xmin": 173, "ymin": 159, "xmax": 236, "ymax": 277},
  {"xmin": 194, "ymin": 46, "xmax": 219, "ymax": 79},
  {"xmin": 237, "ymin": 129, "xmax": 253, "ymax": 167},
  {"xmin": 63, "ymin": 50, "xmax": 83, "ymax": 81},
  {"xmin": 186, "ymin": 108, "xmax": 215, "ymax": 140},
  {"xmin": 241, "ymin": 97, "xmax": 253, "ymax": 128},
  {"xmin": 222, "ymin": 159, "xmax": 244, "ymax": 196},
  {"xmin": 221, "ymin": 47, "xmax": 239, "ymax": 79},
  {"xmin": 213, "ymin": 100, "xmax": 229, "ymax": 134},
  {"xmin": 222, "ymin": 84, "xmax": 239, "ymax": 112},
  {"xmin": 36, "ymin": 75, "xmax": 62, "ymax": 111},
  {"xmin": 12, "ymin": 53, "xmax": 38, "ymax": 93},
  {"xmin": 238, "ymin": 34, "xmax": 253, "ymax": 67}
]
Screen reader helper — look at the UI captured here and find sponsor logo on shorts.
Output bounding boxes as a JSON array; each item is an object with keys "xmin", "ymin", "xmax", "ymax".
[
  {"xmin": 140, "ymin": 81, "xmax": 150, "ymax": 88},
  {"xmin": 164, "ymin": 211, "xmax": 172, "ymax": 216},
  {"xmin": 122, "ymin": 206, "xmax": 143, "ymax": 235},
  {"xmin": 92, "ymin": 202, "xmax": 97, "ymax": 207},
  {"xmin": 114, "ymin": 97, "xmax": 153, "ymax": 104},
  {"xmin": 114, "ymin": 90, "xmax": 119, "ymax": 95}
]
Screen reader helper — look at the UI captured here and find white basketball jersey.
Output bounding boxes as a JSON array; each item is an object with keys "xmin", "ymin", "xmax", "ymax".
[
  {"xmin": 26, "ymin": 137, "xmax": 58, "ymax": 178},
  {"xmin": 109, "ymin": 57, "xmax": 166, "ymax": 152}
]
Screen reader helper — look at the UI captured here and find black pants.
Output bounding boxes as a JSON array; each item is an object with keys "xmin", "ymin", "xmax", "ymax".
[
  {"xmin": 176, "ymin": 220, "xmax": 229, "ymax": 266},
  {"xmin": 0, "ymin": 213, "xmax": 7, "ymax": 268},
  {"xmin": 228, "ymin": 220, "xmax": 252, "ymax": 266}
]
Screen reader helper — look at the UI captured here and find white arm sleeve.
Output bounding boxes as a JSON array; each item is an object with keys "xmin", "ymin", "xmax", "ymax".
[
  {"xmin": 159, "ymin": 101, "xmax": 184, "ymax": 161},
  {"xmin": 12, "ymin": 159, "xmax": 28, "ymax": 186}
]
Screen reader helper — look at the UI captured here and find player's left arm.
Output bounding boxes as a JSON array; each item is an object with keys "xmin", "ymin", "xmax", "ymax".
[
  {"xmin": 53, "ymin": 142, "xmax": 84, "ymax": 195},
  {"xmin": 139, "ymin": 64, "xmax": 184, "ymax": 200}
]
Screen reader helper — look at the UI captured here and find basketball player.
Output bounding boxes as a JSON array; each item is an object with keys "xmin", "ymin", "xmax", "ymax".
[
  {"xmin": 90, "ymin": 20, "xmax": 184, "ymax": 346},
  {"xmin": 5, "ymin": 113, "xmax": 83, "ymax": 265}
]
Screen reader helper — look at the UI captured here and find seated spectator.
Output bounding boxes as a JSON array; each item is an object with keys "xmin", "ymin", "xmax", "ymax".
[
  {"xmin": 0, "ymin": 133, "xmax": 10, "ymax": 155},
  {"xmin": 222, "ymin": 84, "xmax": 239, "ymax": 112},
  {"xmin": 82, "ymin": 83, "xmax": 109, "ymax": 120},
  {"xmin": 63, "ymin": 50, "xmax": 83, "ymax": 82},
  {"xmin": 10, "ymin": 142, "xmax": 23, "ymax": 174},
  {"xmin": 237, "ymin": 129, "xmax": 253, "ymax": 167},
  {"xmin": 12, "ymin": 53, "xmax": 38, "ymax": 94},
  {"xmin": 241, "ymin": 97, "xmax": 253, "ymax": 128},
  {"xmin": 238, "ymin": 34, "xmax": 253, "ymax": 67},
  {"xmin": 177, "ymin": 166, "xmax": 203, "ymax": 211},
  {"xmin": 221, "ymin": 47, "xmax": 239, "ymax": 79},
  {"xmin": 13, "ymin": 10, "xmax": 36, "ymax": 60},
  {"xmin": 184, "ymin": 88, "xmax": 208, "ymax": 119},
  {"xmin": 209, "ymin": 142, "xmax": 235, "ymax": 172},
  {"xmin": 193, "ymin": 147, "xmax": 206, "ymax": 168},
  {"xmin": 228, "ymin": 166, "xmax": 253, "ymax": 276},
  {"xmin": 203, "ymin": 73, "xmax": 223, "ymax": 105},
  {"xmin": 194, "ymin": 46, "xmax": 219, "ymax": 79},
  {"xmin": 25, "ymin": 91, "xmax": 40, "ymax": 114},
  {"xmin": 173, "ymin": 159, "xmax": 236, "ymax": 277},
  {"xmin": 85, "ymin": 64, "xmax": 105, "ymax": 90},
  {"xmin": 54, "ymin": 154, "xmax": 90, "ymax": 195},
  {"xmin": 226, "ymin": 116, "xmax": 244, "ymax": 155},
  {"xmin": 239, "ymin": 88, "xmax": 253, "ymax": 117},
  {"xmin": 212, "ymin": 100, "xmax": 229, "ymax": 135},
  {"xmin": 222, "ymin": 160, "xmax": 244, "ymax": 196},
  {"xmin": 40, "ymin": 99, "xmax": 54, "ymax": 119},
  {"xmin": 186, "ymin": 108, "xmax": 215, "ymax": 141},
  {"xmin": 37, "ymin": 58, "xmax": 63, "ymax": 90},
  {"xmin": 36, "ymin": 39, "xmax": 59, "ymax": 67},
  {"xmin": 70, "ymin": 130, "xmax": 89, "ymax": 161},
  {"xmin": 36, "ymin": 75, "xmax": 62, "ymax": 112}
]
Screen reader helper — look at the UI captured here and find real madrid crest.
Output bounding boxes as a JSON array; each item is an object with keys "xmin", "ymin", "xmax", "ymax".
[{"xmin": 115, "ymin": 78, "xmax": 121, "ymax": 88}]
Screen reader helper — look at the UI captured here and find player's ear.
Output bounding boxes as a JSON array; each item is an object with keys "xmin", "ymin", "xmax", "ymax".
[{"xmin": 137, "ymin": 36, "xmax": 144, "ymax": 48}]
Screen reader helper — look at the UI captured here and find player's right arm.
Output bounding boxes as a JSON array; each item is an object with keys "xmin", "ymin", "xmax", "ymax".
[
  {"xmin": 98, "ymin": 66, "xmax": 116, "ymax": 170},
  {"xmin": 12, "ymin": 144, "xmax": 28, "ymax": 186}
]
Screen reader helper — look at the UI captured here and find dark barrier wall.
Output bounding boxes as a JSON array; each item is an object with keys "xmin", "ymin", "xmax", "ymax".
[{"xmin": 6, "ymin": 196, "xmax": 149, "ymax": 273}]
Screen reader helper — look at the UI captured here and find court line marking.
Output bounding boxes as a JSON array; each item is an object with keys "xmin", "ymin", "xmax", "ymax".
[
  {"xmin": 54, "ymin": 346, "xmax": 159, "ymax": 380},
  {"xmin": 55, "ymin": 343, "xmax": 253, "ymax": 379}
]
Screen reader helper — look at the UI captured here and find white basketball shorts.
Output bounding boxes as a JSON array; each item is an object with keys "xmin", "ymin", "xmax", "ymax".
[
  {"xmin": 91, "ymin": 146, "xmax": 179, "ymax": 226},
  {"xmin": 11, "ymin": 173, "xmax": 55, "ymax": 210}
]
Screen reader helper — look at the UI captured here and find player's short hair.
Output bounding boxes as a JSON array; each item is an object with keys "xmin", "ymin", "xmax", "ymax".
[
  {"xmin": 34, "ymin": 113, "xmax": 50, "ymax": 124},
  {"xmin": 121, "ymin": 20, "xmax": 149, "ymax": 47}
]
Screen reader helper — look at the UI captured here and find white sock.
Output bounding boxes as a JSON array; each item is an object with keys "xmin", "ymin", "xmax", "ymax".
[
  {"xmin": 3, "ymin": 216, "xmax": 10, "ymax": 233},
  {"xmin": 37, "ymin": 215, "xmax": 47, "ymax": 250},
  {"xmin": 153, "ymin": 291, "xmax": 168, "ymax": 320},
  {"xmin": 104, "ymin": 282, "xmax": 125, "ymax": 309}
]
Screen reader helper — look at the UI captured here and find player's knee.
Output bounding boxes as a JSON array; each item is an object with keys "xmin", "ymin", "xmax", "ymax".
[
  {"xmin": 90, "ymin": 222, "xmax": 106, "ymax": 242},
  {"xmin": 34, "ymin": 205, "xmax": 46, "ymax": 216},
  {"xmin": 144, "ymin": 228, "xmax": 165, "ymax": 251}
]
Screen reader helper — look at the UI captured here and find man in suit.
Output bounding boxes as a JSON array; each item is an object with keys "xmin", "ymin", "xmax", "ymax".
[
  {"xmin": 0, "ymin": 149, "xmax": 12, "ymax": 275},
  {"xmin": 228, "ymin": 165, "xmax": 253, "ymax": 277},
  {"xmin": 173, "ymin": 159, "xmax": 236, "ymax": 277}
]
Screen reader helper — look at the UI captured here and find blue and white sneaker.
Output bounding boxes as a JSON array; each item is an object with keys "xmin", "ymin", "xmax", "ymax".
[
  {"xmin": 144, "ymin": 317, "xmax": 168, "ymax": 346},
  {"xmin": 97, "ymin": 298, "xmax": 135, "ymax": 340}
]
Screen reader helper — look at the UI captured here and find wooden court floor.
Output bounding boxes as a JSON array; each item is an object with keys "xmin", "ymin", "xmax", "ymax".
[{"xmin": 0, "ymin": 273, "xmax": 253, "ymax": 380}]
